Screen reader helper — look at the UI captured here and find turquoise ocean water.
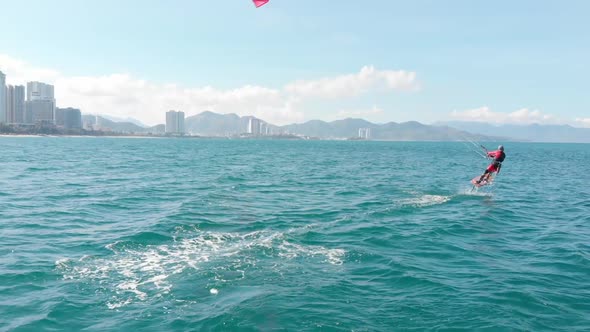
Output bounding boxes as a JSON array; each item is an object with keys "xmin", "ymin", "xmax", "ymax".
[{"xmin": 1, "ymin": 138, "xmax": 589, "ymax": 331}]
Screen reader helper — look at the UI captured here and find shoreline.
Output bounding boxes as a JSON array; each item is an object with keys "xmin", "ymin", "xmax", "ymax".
[
  {"xmin": 0, "ymin": 134, "xmax": 165, "ymax": 139},
  {"xmin": 1, "ymin": 134, "xmax": 586, "ymax": 143}
]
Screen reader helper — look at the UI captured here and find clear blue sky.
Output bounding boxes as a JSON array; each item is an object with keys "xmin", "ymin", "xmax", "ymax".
[{"xmin": 1, "ymin": 0, "xmax": 589, "ymax": 125}]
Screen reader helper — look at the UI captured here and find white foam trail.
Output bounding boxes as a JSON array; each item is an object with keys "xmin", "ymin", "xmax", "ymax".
[
  {"xmin": 55, "ymin": 229, "xmax": 345, "ymax": 308},
  {"xmin": 398, "ymin": 194, "xmax": 451, "ymax": 208},
  {"xmin": 116, "ymin": 281, "xmax": 147, "ymax": 300}
]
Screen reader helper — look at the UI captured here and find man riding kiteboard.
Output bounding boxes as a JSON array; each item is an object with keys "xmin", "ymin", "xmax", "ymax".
[{"xmin": 476, "ymin": 145, "xmax": 506, "ymax": 184}]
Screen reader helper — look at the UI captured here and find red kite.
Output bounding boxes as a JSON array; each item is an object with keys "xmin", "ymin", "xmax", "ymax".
[{"xmin": 253, "ymin": 0, "xmax": 269, "ymax": 7}]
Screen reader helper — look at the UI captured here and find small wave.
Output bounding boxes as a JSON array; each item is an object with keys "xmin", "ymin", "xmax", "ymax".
[
  {"xmin": 398, "ymin": 195, "xmax": 451, "ymax": 208},
  {"xmin": 25, "ymin": 166, "xmax": 56, "ymax": 172},
  {"xmin": 55, "ymin": 258, "xmax": 71, "ymax": 269},
  {"xmin": 106, "ymin": 298, "xmax": 133, "ymax": 310}
]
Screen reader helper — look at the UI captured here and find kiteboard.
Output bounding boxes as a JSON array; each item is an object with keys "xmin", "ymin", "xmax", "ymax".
[{"xmin": 471, "ymin": 175, "xmax": 494, "ymax": 188}]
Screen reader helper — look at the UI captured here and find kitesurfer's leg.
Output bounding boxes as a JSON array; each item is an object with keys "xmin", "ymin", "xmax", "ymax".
[
  {"xmin": 477, "ymin": 174, "xmax": 484, "ymax": 184},
  {"xmin": 477, "ymin": 170, "xmax": 489, "ymax": 184}
]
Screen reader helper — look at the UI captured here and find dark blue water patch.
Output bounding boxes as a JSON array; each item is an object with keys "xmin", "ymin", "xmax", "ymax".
[
  {"xmin": 0, "ymin": 271, "xmax": 56, "ymax": 289},
  {"xmin": 105, "ymin": 231, "xmax": 174, "ymax": 249},
  {"xmin": 134, "ymin": 228, "xmax": 178, "ymax": 242},
  {"xmin": 24, "ymin": 166, "xmax": 60, "ymax": 172}
]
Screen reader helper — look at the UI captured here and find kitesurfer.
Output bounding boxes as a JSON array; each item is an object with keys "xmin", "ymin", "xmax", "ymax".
[{"xmin": 476, "ymin": 145, "xmax": 506, "ymax": 184}]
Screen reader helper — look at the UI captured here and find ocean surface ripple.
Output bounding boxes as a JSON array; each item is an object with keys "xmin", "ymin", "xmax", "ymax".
[{"xmin": 1, "ymin": 138, "xmax": 589, "ymax": 331}]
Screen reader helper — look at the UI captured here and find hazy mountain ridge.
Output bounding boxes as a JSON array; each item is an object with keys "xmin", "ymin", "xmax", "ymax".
[
  {"xmin": 99, "ymin": 115, "xmax": 148, "ymax": 128},
  {"xmin": 185, "ymin": 111, "xmax": 265, "ymax": 136},
  {"xmin": 81, "ymin": 115, "xmax": 164, "ymax": 134},
  {"xmin": 438, "ymin": 121, "xmax": 590, "ymax": 143},
  {"xmin": 184, "ymin": 113, "xmax": 495, "ymax": 141},
  {"xmin": 81, "ymin": 111, "xmax": 590, "ymax": 142},
  {"xmin": 281, "ymin": 118, "xmax": 501, "ymax": 141}
]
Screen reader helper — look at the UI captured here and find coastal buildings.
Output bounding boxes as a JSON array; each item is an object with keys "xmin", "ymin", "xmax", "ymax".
[
  {"xmin": 6, "ymin": 85, "xmax": 25, "ymax": 124},
  {"xmin": 1, "ymin": 72, "xmax": 57, "ymax": 126},
  {"xmin": 166, "ymin": 110, "xmax": 185, "ymax": 134},
  {"xmin": 26, "ymin": 82, "xmax": 56, "ymax": 124},
  {"xmin": 0, "ymin": 71, "xmax": 6, "ymax": 123},
  {"xmin": 83, "ymin": 121, "xmax": 93, "ymax": 131},
  {"xmin": 56, "ymin": 108, "xmax": 82, "ymax": 129},
  {"xmin": 358, "ymin": 128, "xmax": 371, "ymax": 140},
  {"xmin": 260, "ymin": 122, "xmax": 270, "ymax": 135},
  {"xmin": 246, "ymin": 117, "xmax": 273, "ymax": 136}
]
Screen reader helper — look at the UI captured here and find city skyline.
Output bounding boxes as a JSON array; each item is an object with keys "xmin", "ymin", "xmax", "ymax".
[
  {"xmin": 3, "ymin": 61, "xmax": 590, "ymax": 130},
  {"xmin": 0, "ymin": 1, "xmax": 589, "ymax": 128},
  {"xmin": 1, "ymin": 66, "xmax": 589, "ymax": 141},
  {"xmin": 0, "ymin": 71, "xmax": 82, "ymax": 128},
  {"xmin": 0, "ymin": 69, "xmax": 190, "ymax": 132}
]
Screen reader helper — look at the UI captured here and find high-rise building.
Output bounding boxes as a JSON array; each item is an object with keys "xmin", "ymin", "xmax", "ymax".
[
  {"xmin": 260, "ymin": 122, "xmax": 268, "ymax": 136},
  {"xmin": 94, "ymin": 115, "xmax": 102, "ymax": 130},
  {"xmin": 166, "ymin": 110, "xmax": 185, "ymax": 134},
  {"xmin": 0, "ymin": 71, "xmax": 6, "ymax": 123},
  {"xmin": 83, "ymin": 120, "xmax": 94, "ymax": 131},
  {"xmin": 27, "ymin": 81, "xmax": 54, "ymax": 101},
  {"xmin": 6, "ymin": 85, "xmax": 14, "ymax": 123},
  {"xmin": 56, "ymin": 107, "xmax": 82, "ymax": 129},
  {"xmin": 26, "ymin": 100, "xmax": 55, "ymax": 124},
  {"xmin": 248, "ymin": 118, "xmax": 261, "ymax": 135},
  {"xmin": 6, "ymin": 85, "xmax": 25, "ymax": 124},
  {"xmin": 55, "ymin": 107, "xmax": 65, "ymax": 126},
  {"xmin": 26, "ymin": 81, "xmax": 55, "ymax": 124}
]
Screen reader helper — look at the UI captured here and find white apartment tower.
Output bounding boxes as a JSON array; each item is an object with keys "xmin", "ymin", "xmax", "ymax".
[
  {"xmin": 358, "ymin": 128, "xmax": 371, "ymax": 139},
  {"xmin": 166, "ymin": 110, "xmax": 185, "ymax": 134}
]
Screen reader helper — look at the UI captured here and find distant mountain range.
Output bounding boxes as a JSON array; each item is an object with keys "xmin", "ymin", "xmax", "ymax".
[
  {"xmin": 280, "ymin": 118, "xmax": 498, "ymax": 141},
  {"xmin": 162, "ymin": 111, "xmax": 501, "ymax": 141},
  {"xmin": 439, "ymin": 121, "xmax": 590, "ymax": 143},
  {"xmin": 184, "ymin": 111, "xmax": 279, "ymax": 136},
  {"xmin": 82, "ymin": 115, "xmax": 164, "ymax": 134},
  {"xmin": 81, "ymin": 112, "xmax": 590, "ymax": 142},
  {"xmin": 99, "ymin": 115, "xmax": 148, "ymax": 128}
]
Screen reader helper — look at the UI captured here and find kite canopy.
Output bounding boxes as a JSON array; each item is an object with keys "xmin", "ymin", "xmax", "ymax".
[{"xmin": 253, "ymin": 0, "xmax": 269, "ymax": 7}]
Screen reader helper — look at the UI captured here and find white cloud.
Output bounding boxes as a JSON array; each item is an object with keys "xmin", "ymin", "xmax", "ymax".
[
  {"xmin": 451, "ymin": 106, "xmax": 561, "ymax": 125},
  {"xmin": 0, "ymin": 54, "xmax": 60, "ymax": 84},
  {"xmin": 336, "ymin": 105, "xmax": 383, "ymax": 118},
  {"xmin": 1, "ymin": 54, "xmax": 417, "ymax": 126},
  {"xmin": 284, "ymin": 65, "xmax": 419, "ymax": 99},
  {"xmin": 575, "ymin": 118, "xmax": 590, "ymax": 128}
]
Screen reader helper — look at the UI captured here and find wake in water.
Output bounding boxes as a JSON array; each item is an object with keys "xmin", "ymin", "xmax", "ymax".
[
  {"xmin": 398, "ymin": 194, "xmax": 451, "ymax": 208},
  {"xmin": 55, "ymin": 227, "xmax": 345, "ymax": 309},
  {"xmin": 391, "ymin": 188, "xmax": 495, "ymax": 210},
  {"xmin": 458, "ymin": 186, "xmax": 495, "ymax": 197}
]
